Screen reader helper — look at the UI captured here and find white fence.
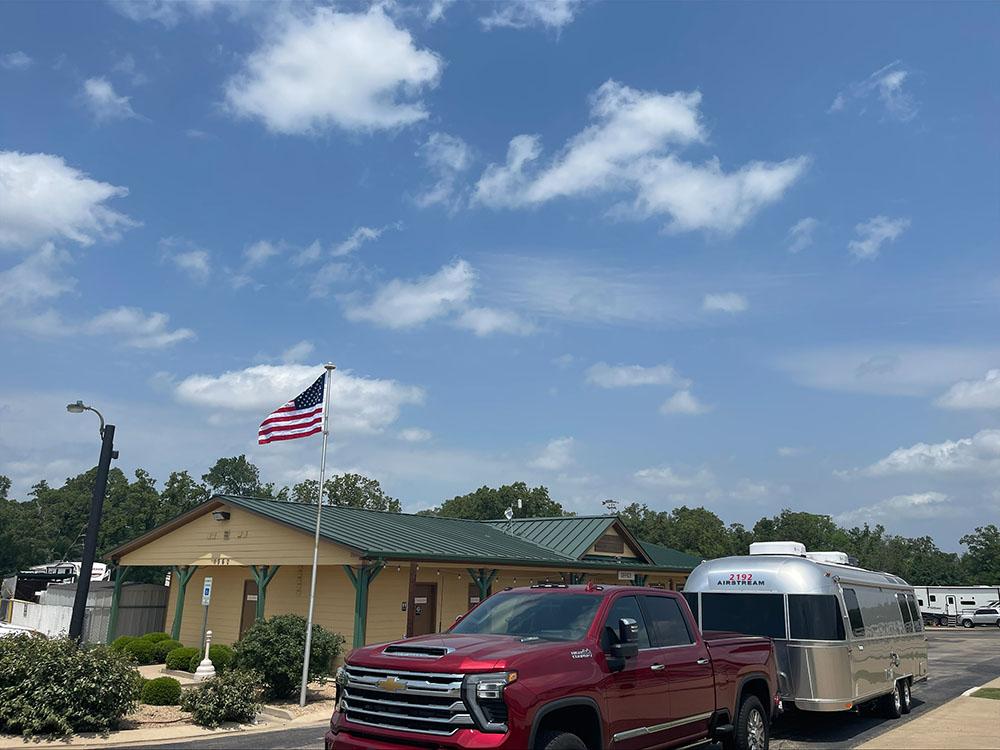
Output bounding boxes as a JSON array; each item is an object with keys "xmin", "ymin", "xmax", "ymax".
[{"xmin": 9, "ymin": 599, "xmax": 73, "ymax": 637}]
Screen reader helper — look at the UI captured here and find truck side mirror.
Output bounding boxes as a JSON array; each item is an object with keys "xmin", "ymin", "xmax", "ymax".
[{"xmin": 610, "ymin": 617, "xmax": 639, "ymax": 661}]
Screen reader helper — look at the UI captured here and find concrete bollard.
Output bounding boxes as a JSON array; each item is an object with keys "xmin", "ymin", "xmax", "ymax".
[{"xmin": 194, "ymin": 629, "xmax": 216, "ymax": 681}]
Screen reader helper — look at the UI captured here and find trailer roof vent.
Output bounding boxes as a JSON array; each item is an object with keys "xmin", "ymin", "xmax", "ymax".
[
  {"xmin": 749, "ymin": 541, "xmax": 806, "ymax": 557},
  {"xmin": 805, "ymin": 551, "xmax": 851, "ymax": 565}
]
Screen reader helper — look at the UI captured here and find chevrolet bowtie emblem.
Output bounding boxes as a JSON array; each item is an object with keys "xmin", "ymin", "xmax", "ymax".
[{"xmin": 376, "ymin": 676, "xmax": 407, "ymax": 692}]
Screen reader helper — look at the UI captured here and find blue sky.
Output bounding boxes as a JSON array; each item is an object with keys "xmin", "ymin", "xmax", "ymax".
[{"xmin": 1, "ymin": 0, "xmax": 998, "ymax": 550}]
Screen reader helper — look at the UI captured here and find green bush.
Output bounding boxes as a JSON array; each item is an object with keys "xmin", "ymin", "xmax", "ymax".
[
  {"xmin": 0, "ymin": 635, "xmax": 139, "ymax": 737},
  {"xmin": 109, "ymin": 635, "xmax": 137, "ymax": 652},
  {"xmin": 189, "ymin": 644, "xmax": 234, "ymax": 673},
  {"xmin": 165, "ymin": 646, "xmax": 200, "ymax": 671},
  {"xmin": 152, "ymin": 639, "xmax": 183, "ymax": 664},
  {"xmin": 141, "ymin": 631, "xmax": 171, "ymax": 644},
  {"xmin": 124, "ymin": 638, "xmax": 156, "ymax": 665},
  {"xmin": 140, "ymin": 677, "xmax": 182, "ymax": 706},
  {"xmin": 180, "ymin": 669, "xmax": 262, "ymax": 728},
  {"xmin": 234, "ymin": 614, "xmax": 344, "ymax": 699}
]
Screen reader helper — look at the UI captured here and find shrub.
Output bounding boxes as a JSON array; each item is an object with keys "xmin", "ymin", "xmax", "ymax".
[
  {"xmin": 152, "ymin": 639, "xmax": 183, "ymax": 664},
  {"xmin": 124, "ymin": 638, "xmax": 156, "ymax": 665},
  {"xmin": 0, "ymin": 635, "xmax": 139, "ymax": 737},
  {"xmin": 140, "ymin": 677, "xmax": 182, "ymax": 706},
  {"xmin": 235, "ymin": 614, "xmax": 344, "ymax": 699},
  {"xmin": 141, "ymin": 631, "xmax": 171, "ymax": 644},
  {"xmin": 165, "ymin": 646, "xmax": 200, "ymax": 671},
  {"xmin": 189, "ymin": 644, "xmax": 234, "ymax": 673},
  {"xmin": 180, "ymin": 669, "xmax": 262, "ymax": 728},
  {"xmin": 109, "ymin": 635, "xmax": 137, "ymax": 652}
]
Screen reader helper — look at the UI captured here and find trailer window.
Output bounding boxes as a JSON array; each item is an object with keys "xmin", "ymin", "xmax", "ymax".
[
  {"xmin": 842, "ymin": 588, "xmax": 865, "ymax": 638},
  {"xmin": 929, "ymin": 594, "xmax": 937, "ymax": 602},
  {"xmin": 906, "ymin": 595, "xmax": 923, "ymax": 632},
  {"xmin": 896, "ymin": 593, "xmax": 914, "ymax": 633},
  {"xmin": 788, "ymin": 595, "xmax": 845, "ymax": 641},
  {"xmin": 701, "ymin": 593, "xmax": 786, "ymax": 639},
  {"xmin": 682, "ymin": 592, "xmax": 700, "ymax": 626}
]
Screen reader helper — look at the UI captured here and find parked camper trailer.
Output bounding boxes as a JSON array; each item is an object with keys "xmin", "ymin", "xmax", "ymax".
[
  {"xmin": 684, "ymin": 542, "xmax": 928, "ymax": 717},
  {"xmin": 912, "ymin": 586, "xmax": 1000, "ymax": 627}
]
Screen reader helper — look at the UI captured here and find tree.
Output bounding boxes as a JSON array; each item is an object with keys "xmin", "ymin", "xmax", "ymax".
[
  {"xmin": 158, "ymin": 471, "xmax": 210, "ymax": 524},
  {"xmin": 291, "ymin": 473, "xmax": 401, "ymax": 512},
  {"xmin": 752, "ymin": 509, "xmax": 851, "ymax": 553},
  {"xmin": 430, "ymin": 482, "xmax": 567, "ymax": 520},
  {"xmin": 960, "ymin": 525, "xmax": 1000, "ymax": 584},
  {"xmin": 201, "ymin": 455, "xmax": 285, "ymax": 499}
]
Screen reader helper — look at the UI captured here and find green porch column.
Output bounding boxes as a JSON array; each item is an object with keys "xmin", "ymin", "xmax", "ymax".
[
  {"xmin": 634, "ymin": 574, "xmax": 648, "ymax": 586},
  {"xmin": 169, "ymin": 565, "xmax": 198, "ymax": 641},
  {"xmin": 343, "ymin": 560, "xmax": 385, "ymax": 649},
  {"xmin": 250, "ymin": 564, "xmax": 280, "ymax": 621},
  {"xmin": 466, "ymin": 568, "xmax": 498, "ymax": 600},
  {"xmin": 568, "ymin": 572, "xmax": 587, "ymax": 585},
  {"xmin": 106, "ymin": 565, "xmax": 131, "ymax": 642}
]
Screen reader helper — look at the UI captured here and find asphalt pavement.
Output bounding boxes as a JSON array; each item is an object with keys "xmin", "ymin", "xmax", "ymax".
[{"xmin": 147, "ymin": 628, "xmax": 1000, "ymax": 750}]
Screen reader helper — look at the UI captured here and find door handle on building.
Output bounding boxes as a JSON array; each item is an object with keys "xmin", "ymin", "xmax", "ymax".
[
  {"xmin": 651, "ymin": 663, "xmax": 665, "ymax": 671},
  {"xmin": 695, "ymin": 657, "xmax": 709, "ymax": 665}
]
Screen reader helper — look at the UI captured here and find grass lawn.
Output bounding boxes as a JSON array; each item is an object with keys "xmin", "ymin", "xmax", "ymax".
[{"xmin": 970, "ymin": 688, "xmax": 1000, "ymax": 700}]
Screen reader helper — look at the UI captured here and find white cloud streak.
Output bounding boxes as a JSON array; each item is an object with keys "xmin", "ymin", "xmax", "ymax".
[
  {"xmin": 585, "ymin": 362, "xmax": 688, "ymax": 389},
  {"xmin": 861, "ymin": 429, "xmax": 1000, "ymax": 477},
  {"xmin": 848, "ymin": 215, "xmax": 910, "ymax": 260},
  {"xmin": 82, "ymin": 77, "xmax": 139, "ymax": 122},
  {"xmin": 836, "ymin": 492, "xmax": 949, "ymax": 525},
  {"xmin": 936, "ymin": 370, "xmax": 1000, "ymax": 410},
  {"xmin": 702, "ymin": 292, "xmax": 747, "ymax": 313},
  {"xmin": 787, "ymin": 217, "xmax": 818, "ymax": 253},
  {"xmin": 530, "ymin": 437, "xmax": 575, "ymax": 471},
  {"xmin": 344, "ymin": 259, "xmax": 475, "ymax": 329},
  {"xmin": 660, "ymin": 389, "xmax": 710, "ymax": 415},
  {"xmin": 480, "ymin": 0, "xmax": 582, "ymax": 30},
  {"xmin": 0, "ymin": 51, "xmax": 33, "ymax": 70},
  {"xmin": 830, "ymin": 61, "xmax": 918, "ymax": 122}
]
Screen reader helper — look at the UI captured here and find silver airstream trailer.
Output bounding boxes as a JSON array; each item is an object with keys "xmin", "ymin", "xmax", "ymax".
[{"xmin": 683, "ymin": 542, "xmax": 928, "ymax": 716}]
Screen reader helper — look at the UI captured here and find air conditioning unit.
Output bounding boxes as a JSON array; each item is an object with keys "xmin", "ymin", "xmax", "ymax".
[
  {"xmin": 805, "ymin": 551, "xmax": 850, "ymax": 565},
  {"xmin": 749, "ymin": 541, "xmax": 806, "ymax": 556}
]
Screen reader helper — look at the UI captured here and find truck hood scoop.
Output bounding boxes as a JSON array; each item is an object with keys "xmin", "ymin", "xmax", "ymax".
[{"xmin": 381, "ymin": 643, "xmax": 454, "ymax": 658}]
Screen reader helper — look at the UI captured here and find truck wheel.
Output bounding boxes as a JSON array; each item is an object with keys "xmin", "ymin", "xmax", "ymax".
[
  {"xmin": 726, "ymin": 695, "xmax": 769, "ymax": 750},
  {"xmin": 881, "ymin": 682, "xmax": 903, "ymax": 719},
  {"xmin": 900, "ymin": 679, "xmax": 912, "ymax": 714},
  {"xmin": 536, "ymin": 731, "xmax": 588, "ymax": 750},
  {"xmin": 962, "ymin": 619, "xmax": 974, "ymax": 628}
]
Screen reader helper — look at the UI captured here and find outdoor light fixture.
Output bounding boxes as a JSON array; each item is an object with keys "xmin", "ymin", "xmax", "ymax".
[
  {"xmin": 211, "ymin": 511, "xmax": 231, "ymax": 522},
  {"xmin": 66, "ymin": 400, "xmax": 106, "ymax": 438}
]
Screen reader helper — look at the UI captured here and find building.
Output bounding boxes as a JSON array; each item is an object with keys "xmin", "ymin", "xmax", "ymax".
[{"xmin": 107, "ymin": 495, "xmax": 701, "ymax": 650}]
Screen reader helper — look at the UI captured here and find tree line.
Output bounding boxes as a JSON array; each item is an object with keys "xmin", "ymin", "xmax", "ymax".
[{"xmin": 0, "ymin": 455, "xmax": 996, "ymax": 586}]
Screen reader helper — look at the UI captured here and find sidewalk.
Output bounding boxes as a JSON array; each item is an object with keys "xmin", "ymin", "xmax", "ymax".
[{"xmin": 859, "ymin": 677, "xmax": 1000, "ymax": 749}]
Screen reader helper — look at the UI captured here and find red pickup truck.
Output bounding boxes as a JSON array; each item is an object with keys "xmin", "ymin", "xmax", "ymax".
[{"xmin": 326, "ymin": 583, "xmax": 780, "ymax": 750}]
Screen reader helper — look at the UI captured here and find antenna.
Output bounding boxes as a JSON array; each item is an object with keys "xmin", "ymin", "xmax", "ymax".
[{"xmin": 504, "ymin": 506, "xmax": 514, "ymax": 534}]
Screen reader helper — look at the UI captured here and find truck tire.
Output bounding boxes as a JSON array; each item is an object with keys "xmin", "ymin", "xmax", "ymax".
[
  {"xmin": 962, "ymin": 619, "xmax": 974, "ymax": 628},
  {"xmin": 900, "ymin": 679, "xmax": 912, "ymax": 714},
  {"xmin": 881, "ymin": 682, "xmax": 903, "ymax": 719},
  {"xmin": 724, "ymin": 695, "xmax": 769, "ymax": 750},
  {"xmin": 536, "ymin": 730, "xmax": 588, "ymax": 750}
]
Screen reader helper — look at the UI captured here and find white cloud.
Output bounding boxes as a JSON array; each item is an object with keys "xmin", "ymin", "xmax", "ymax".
[
  {"xmin": 161, "ymin": 239, "xmax": 212, "ymax": 283},
  {"xmin": 0, "ymin": 244, "xmax": 74, "ymax": 308},
  {"xmin": 777, "ymin": 446, "xmax": 806, "ymax": 458},
  {"xmin": 333, "ymin": 225, "xmax": 389, "ymax": 257},
  {"xmin": 243, "ymin": 239, "xmax": 281, "ymax": 268},
  {"xmin": 0, "ymin": 151, "xmax": 134, "ymax": 250},
  {"xmin": 775, "ymin": 344, "xmax": 1000, "ymax": 397},
  {"xmin": 84, "ymin": 306, "xmax": 195, "ymax": 348},
  {"xmin": 308, "ymin": 261, "xmax": 350, "ymax": 299},
  {"xmin": 473, "ymin": 81, "xmax": 807, "ymax": 233},
  {"xmin": 836, "ymin": 492, "xmax": 949, "ymax": 525},
  {"xmin": 344, "ymin": 259, "xmax": 475, "ymax": 329},
  {"xmin": 530, "ymin": 437, "xmax": 575, "ymax": 471},
  {"xmin": 702, "ymin": 292, "xmax": 747, "ymax": 313},
  {"xmin": 634, "ymin": 465, "xmax": 714, "ymax": 489},
  {"xmin": 0, "ymin": 51, "xmax": 33, "ymax": 70},
  {"xmin": 415, "ymin": 132, "xmax": 473, "ymax": 210},
  {"xmin": 937, "ymin": 370, "xmax": 1000, "ymax": 410},
  {"xmin": 280, "ymin": 340, "xmax": 315, "ymax": 364},
  {"xmin": 173, "ymin": 364, "xmax": 424, "ymax": 433},
  {"xmin": 830, "ymin": 61, "xmax": 918, "ymax": 122},
  {"xmin": 585, "ymin": 362, "xmax": 687, "ymax": 388},
  {"xmin": 481, "ymin": 0, "xmax": 582, "ymax": 30},
  {"xmin": 787, "ymin": 217, "xmax": 818, "ymax": 253},
  {"xmin": 848, "ymin": 215, "xmax": 910, "ymax": 260},
  {"xmin": 82, "ymin": 77, "xmax": 139, "ymax": 122},
  {"xmin": 660, "ymin": 389, "xmax": 710, "ymax": 415},
  {"xmin": 454, "ymin": 307, "xmax": 534, "ymax": 336},
  {"xmin": 861, "ymin": 429, "xmax": 1000, "ymax": 477},
  {"xmin": 292, "ymin": 240, "xmax": 322, "ymax": 266},
  {"xmin": 398, "ymin": 427, "xmax": 432, "ymax": 443},
  {"xmin": 224, "ymin": 6, "xmax": 442, "ymax": 135},
  {"xmin": 426, "ymin": 0, "xmax": 455, "ymax": 24},
  {"xmin": 108, "ymin": 0, "xmax": 235, "ymax": 27}
]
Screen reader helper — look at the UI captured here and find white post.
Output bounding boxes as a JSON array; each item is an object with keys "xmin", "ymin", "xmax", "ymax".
[
  {"xmin": 194, "ymin": 629, "xmax": 215, "ymax": 681},
  {"xmin": 299, "ymin": 363, "xmax": 336, "ymax": 707}
]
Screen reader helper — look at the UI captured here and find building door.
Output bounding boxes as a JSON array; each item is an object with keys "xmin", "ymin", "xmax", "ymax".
[
  {"xmin": 239, "ymin": 580, "xmax": 258, "ymax": 638},
  {"xmin": 411, "ymin": 582, "xmax": 437, "ymax": 636}
]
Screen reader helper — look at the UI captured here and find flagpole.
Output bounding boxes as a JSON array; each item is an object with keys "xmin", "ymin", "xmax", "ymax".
[{"xmin": 299, "ymin": 362, "xmax": 336, "ymax": 707}]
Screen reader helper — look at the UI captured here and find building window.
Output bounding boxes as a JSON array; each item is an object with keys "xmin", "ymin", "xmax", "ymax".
[{"xmin": 594, "ymin": 534, "xmax": 625, "ymax": 554}]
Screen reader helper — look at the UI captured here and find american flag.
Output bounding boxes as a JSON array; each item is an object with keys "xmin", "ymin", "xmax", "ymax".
[{"xmin": 258, "ymin": 373, "xmax": 327, "ymax": 445}]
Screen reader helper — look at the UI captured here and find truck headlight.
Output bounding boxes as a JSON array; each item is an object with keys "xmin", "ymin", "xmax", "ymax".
[
  {"xmin": 463, "ymin": 672, "xmax": 517, "ymax": 733},
  {"xmin": 334, "ymin": 666, "xmax": 348, "ymax": 711}
]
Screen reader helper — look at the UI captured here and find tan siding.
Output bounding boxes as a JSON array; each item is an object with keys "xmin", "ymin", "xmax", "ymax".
[
  {"xmin": 172, "ymin": 566, "xmax": 250, "ymax": 648},
  {"xmin": 119, "ymin": 505, "xmax": 358, "ymax": 567},
  {"xmin": 584, "ymin": 526, "xmax": 640, "ymax": 559},
  {"xmin": 365, "ymin": 567, "xmax": 409, "ymax": 646}
]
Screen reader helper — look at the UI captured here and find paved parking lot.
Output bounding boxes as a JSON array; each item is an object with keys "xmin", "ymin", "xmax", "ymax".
[{"xmin": 152, "ymin": 628, "xmax": 1000, "ymax": 750}]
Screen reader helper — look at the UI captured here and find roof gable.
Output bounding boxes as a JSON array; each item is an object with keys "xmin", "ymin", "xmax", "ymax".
[{"xmin": 482, "ymin": 516, "xmax": 652, "ymax": 563}]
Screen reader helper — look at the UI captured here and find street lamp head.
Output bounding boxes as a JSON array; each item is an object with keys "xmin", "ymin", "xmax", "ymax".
[{"xmin": 66, "ymin": 400, "xmax": 87, "ymax": 414}]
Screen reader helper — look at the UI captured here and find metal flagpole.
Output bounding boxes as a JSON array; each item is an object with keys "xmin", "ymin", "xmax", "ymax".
[{"xmin": 299, "ymin": 362, "xmax": 336, "ymax": 707}]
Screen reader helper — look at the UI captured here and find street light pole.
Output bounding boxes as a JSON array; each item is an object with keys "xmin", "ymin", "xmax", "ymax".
[{"xmin": 66, "ymin": 401, "xmax": 118, "ymax": 642}]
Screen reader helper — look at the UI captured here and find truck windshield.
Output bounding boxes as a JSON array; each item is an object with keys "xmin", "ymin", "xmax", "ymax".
[{"xmin": 450, "ymin": 592, "xmax": 601, "ymax": 641}]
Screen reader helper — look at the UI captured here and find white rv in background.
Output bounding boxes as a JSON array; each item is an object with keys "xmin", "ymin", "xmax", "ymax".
[{"xmin": 913, "ymin": 586, "xmax": 1000, "ymax": 626}]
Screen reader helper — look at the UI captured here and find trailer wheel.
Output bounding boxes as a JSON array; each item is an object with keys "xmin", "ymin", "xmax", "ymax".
[
  {"xmin": 900, "ymin": 679, "xmax": 912, "ymax": 714},
  {"xmin": 535, "ymin": 730, "xmax": 588, "ymax": 750},
  {"xmin": 880, "ymin": 682, "xmax": 903, "ymax": 719},
  {"xmin": 937, "ymin": 617, "xmax": 947, "ymax": 627}
]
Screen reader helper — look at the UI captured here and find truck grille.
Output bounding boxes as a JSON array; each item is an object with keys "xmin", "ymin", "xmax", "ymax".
[{"xmin": 342, "ymin": 666, "xmax": 473, "ymax": 736}]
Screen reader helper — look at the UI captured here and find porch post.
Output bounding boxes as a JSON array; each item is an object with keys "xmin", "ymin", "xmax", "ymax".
[
  {"xmin": 250, "ymin": 565, "xmax": 281, "ymax": 622},
  {"xmin": 106, "ymin": 565, "xmax": 131, "ymax": 642},
  {"xmin": 343, "ymin": 560, "xmax": 385, "ymax": 649},
  {"xmin": 466, "ymin": 568, "xmax": 498, "ymax": 600},
  {"xmin": 170, "ymin": 565, "xmax": 198, "ymax": 641},
  {"xmin": 634, "ymin": 574, "xmax": 648, "ymax": 586},
  {"xmin": 568, "ymin": 572, "xmax": 587, "ymax": 585}
]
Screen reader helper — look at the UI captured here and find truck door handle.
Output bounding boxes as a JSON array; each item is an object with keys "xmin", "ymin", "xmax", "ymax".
[
  {"xmin": 696, "ymin": 658, "xmax": 709, "ymax": 665},
  {"xmin": 651, "ymin": 663, "xmax": 665, "ymax": 671}
]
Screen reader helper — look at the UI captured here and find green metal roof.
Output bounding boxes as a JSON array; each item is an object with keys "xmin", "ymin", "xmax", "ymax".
[
  {"xmin": 638, "ymin": 540, "xmax": 703, "ymax": 571},
  {"xmin": 482, "ymin": 516, "xmax": 617, "ymax": 559}
]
